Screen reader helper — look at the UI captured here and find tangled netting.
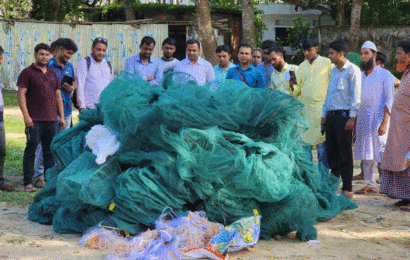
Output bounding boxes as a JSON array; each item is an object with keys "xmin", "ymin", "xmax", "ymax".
[{"xmin": 28, "ymin": 71, "xmax": 357, "ymax": 241}]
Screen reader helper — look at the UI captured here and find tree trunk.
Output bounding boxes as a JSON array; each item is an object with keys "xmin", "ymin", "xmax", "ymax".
[
  {"xmin": 49, "ymin": 0, "xmax": 62, "ymax": 21},
  {"xmin": 124, "ymin": 0, "xmax": 136, "ymax": 21},
  {"xmin": 348, "ymin": 0, "xmax": 363, "ymax": 52},
  {"xmin": 193, "ymin": 0, "xmax": 218, "ymax": 66},
  {"xmin": 242, "ymin": 0, "xmax": 256, "ymax": 48},
  {"xmin": 335, "ymin": 0, "xmax": 345, "ymax": 26}
]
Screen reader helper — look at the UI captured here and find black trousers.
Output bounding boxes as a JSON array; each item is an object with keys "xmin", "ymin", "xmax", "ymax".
[
  {"xmin": 23, "ymin": 122, "xmax": 57, "ymax": 186},
  {"xmin": 325, "ymin": 112, "xmax": 353, "ymax": 192}
]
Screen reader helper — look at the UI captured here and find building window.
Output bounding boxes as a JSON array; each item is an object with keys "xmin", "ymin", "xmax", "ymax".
[{"xmin": 275, "ymin": 27, "xmax": 289, "ymax": 46}]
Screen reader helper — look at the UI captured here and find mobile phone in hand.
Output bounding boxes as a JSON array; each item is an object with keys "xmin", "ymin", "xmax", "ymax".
[
  {"xmin": 61, "ymin": 75, "xmax": 74, "ymax": 85},
  {"xmin": 289, "ymin": 71, "xmax": 296, "ymax": 81}
]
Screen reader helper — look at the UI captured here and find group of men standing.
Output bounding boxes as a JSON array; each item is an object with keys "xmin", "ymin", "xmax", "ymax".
[
  {"xmin": 0, "ymin": 36, "xmax": 114, "ymax": 193},
  {"xmin": 0, "ymin": 33, "xmax": 410, "ymax": 211}
]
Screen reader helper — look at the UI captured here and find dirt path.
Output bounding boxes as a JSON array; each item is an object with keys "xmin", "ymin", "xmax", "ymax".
[{"xmin": 1, "ymin": 175, "xmax": 410, "ymax": 260}]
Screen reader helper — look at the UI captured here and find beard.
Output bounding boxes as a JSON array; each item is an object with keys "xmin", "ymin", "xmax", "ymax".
[{"xmin": 361, "ymin": 58, "xmax": 374, "ymax": 72}]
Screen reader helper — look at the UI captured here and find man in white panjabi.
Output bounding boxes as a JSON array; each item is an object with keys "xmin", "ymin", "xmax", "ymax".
[{"xmin": 354, "ymin": 41, "xmax": 395, "ymax": 194}]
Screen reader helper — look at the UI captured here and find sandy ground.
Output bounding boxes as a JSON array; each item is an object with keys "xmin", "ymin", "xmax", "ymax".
[
  {"xmin": 2, "ymin": 170, "xmax": 410, "ymax": 259},
  {"xmin": 1, "ymin": 107, "xmax": 410, "ymax": 259}
]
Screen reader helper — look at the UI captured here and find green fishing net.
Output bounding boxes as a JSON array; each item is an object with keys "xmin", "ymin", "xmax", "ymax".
[{"xmin": 28, "ymin": 71, "xmax": 357, "ymax": 241}]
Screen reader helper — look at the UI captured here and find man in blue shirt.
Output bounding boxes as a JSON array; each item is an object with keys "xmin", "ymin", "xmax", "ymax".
[
  {"xmin": 257, "ymin": 40, "xmax": 276, "ymax": 88},
  {"xmin": 125, "ymin": 36, "xmax": 158, "ymax": 86},
  {"xmin": 213, "ymin": 45, "xmax": 235, "ymax": 81},
  {"xmin": 48, "ymin": 38, "xmax": 77, "ymax": 130},
  {"xmin": 226, "ymin": 44, "xmax": 264, "ymax": 88}
]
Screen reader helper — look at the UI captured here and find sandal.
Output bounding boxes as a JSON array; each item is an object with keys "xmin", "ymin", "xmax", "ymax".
[
  {"xmin": 394, "ymin": 199, "xmax": 410, "ymax": 207},
  {"xmin": 24, "ymin": 184, "xmax": 37, "ymax": 193},
  {"xmin": 34, "ymin": 178, "xmax": 46, "ymax": 189}
]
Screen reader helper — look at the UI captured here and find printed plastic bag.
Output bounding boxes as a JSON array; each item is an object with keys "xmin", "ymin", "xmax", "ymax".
[
  {"xmin": 86, "ymin": 125, "xmax": 120, "ymax": 164},
  {"xmin": 210, "ymin": 213, "xmax": 261, "ymax": 253}
]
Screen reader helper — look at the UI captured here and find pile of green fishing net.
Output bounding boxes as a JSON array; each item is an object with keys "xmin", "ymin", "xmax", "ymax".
[{"xmin": 28, "ymin": 71, "xmax": 356, "ymax": 241}]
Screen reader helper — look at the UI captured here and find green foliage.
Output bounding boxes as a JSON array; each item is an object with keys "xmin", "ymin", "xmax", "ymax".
[
  {"xmin": 1, "ymin": 192, "xmax": 36, "ymax": 206},
  {"xmin": 255, "ymin": 15, "xmax": 267, "ymax": 48},
  {"xmin": 2, "ymin": 90, "xmax": 18, "ymax": 107},
  {"xmin": 282, "ymin": 16, "xmax": 313, "ymax": 50},
  {"xmin": 6, "ymin": 237, "xmax": 26, "ymax": 244},
  {"xmin": 361, "ymin": 0, "xmax": 410, "ymax": 26},
  {"xmin": 0, "ymin": 0, "xmax": 32, "ymax": 19}
]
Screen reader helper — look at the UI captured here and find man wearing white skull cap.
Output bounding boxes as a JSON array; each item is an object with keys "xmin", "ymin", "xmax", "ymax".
[{"xmin": 354, "ymin": 41, "xmax": 395, "ymax": 194}]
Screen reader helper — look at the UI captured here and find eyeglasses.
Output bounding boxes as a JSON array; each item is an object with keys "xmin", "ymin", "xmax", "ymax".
[{"xmin": 95, "ymin": 37, "xmax": 107, "ymax": 44}]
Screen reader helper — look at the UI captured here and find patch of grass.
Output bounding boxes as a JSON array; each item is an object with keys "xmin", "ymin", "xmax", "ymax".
[
  {"xmin": 0, "ymin": 191, "xmax": 36, "ymax": 206},
  {"xmin": 354, "ymin": 163, "xmax": 361, "ymax": 169},
  {"xmin": 3, "ymin": 90, "xmax": 18, "ymax": 107},
  {"xmin": 6, "ymin": 237, "xmax": 26, "ymax": 244},
  {"xmin": 0, "ymin": 232, "xmax": 4, "ymax": 237},
  {"xmin": 4, "ymin": 115, "xmax": 25, "ymax": 177},
  {"xmin": 4, "ymin": 140, "xmax": 24, "ymax": 176},
  {"xmin": 5, "ymin": 116, "xmax": 25, "ymax": 134}
]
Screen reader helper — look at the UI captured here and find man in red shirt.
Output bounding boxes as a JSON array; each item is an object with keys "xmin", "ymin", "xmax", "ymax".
[{"xmin": 17, "ymin": 43, "xmax": 65, "ymax": 192}]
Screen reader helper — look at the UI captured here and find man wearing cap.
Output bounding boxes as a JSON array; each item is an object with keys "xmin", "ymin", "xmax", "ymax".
[{"xmin": 354, "ymin": 41, "xmax": 395, "ymax": 194}]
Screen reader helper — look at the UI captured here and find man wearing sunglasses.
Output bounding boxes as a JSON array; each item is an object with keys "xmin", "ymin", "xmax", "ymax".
[{"xmin": 76, "ymin": 37, "xmax": 114, "ymax": 111}]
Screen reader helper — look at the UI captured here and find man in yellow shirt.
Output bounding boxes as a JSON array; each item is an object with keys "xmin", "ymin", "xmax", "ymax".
[
  {"xmin": 269, "ymin": 46, "xmax": 298, "ymax": 94},
  {"xmin": 290, "ymin": 36, "xmax": 333, "ymax": 169}
]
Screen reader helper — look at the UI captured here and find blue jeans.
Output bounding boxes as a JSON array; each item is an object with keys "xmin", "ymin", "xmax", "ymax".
[
  {"xmin": 23, "ymin": 122, "xmax": 57, "ymax": 186},
  {"xmin": 316, "ymin": 141, "xmax": 329, "ymax": 170},
  {"xmin": 34, "ymin": 114, "xmax": 71, "ymax": 178},
  {"xmin": 304, "ymin": 141, "xmax": 329, "ymax": 171}
]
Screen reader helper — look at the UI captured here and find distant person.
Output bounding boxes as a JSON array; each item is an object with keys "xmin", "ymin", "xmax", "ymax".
[
  {"xmin": 291, "ymin": 36, "xmax": 333, "ymax": 170},
  {"xmin": 257, "ymin": 40, "xmax": 276, "ymax": 88},
  {"xmin": 354, "ymin": 41, "xmax": 394, "ymax": 195},
  {"xmin": 226, "ymin": 44, "xmax": 264, "ymax": 88},
  {"xmin": 380, "ymin": 40, "xmax": 410, "ymax": 211},
  {"xmin": 321, "ymin": 39, "xmax": 361, "ymax": 199},
  {"xmin": 0, "ymin": 45, "xmax": 15, "ymax": 194},
  {"xmin": 251, "ymin": 49, "xmax": 262, "ymax": 67},
  {"xmin": 174, "ymin": 39, "xmax": 215, "ymax": 85},
  {"xmin": 152, "ymin": 37, "xmax": 179, "ymax": 86},
  {"xmin": 17, "ymin": 43, "xmax": 65, "ymax": 192},
  {"xmin": 125, "ymin": 36, "xmax": 158, "ymax": 86},
  {"xmin": 376, "ymin": 51, "xmax": 401, "ymax": 88},
  {"xmin": 49, "ymin": 38, "xmax": 77, "ymax": 129},
  {"xmin": 269, "ymin": 46, "xmax": 298, "ymax": 94},
  {"xmin": 213, "ymin": 45, "xmax": 235, "ymax": 81},
  {"xmin": 76, "ymin": 37, "xmax": 114, "ymax": 111}
]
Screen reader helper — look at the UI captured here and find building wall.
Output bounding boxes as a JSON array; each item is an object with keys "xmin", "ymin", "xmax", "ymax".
[
  {"xmin": 258, "ymin": 3, "xmax": 335, "ymax": 41},
  {"xmin": 0, "ymin": 20, "xmax": 168, "ymax": 89},
  {"xmin": 315, "ymin": 26, "xmax": 410, "ymax": 63}
]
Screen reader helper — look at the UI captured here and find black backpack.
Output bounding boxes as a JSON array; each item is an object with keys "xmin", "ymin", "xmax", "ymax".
[{"xmin": 72, "ymin": 57, "xmax": 113, "ymax": 109}]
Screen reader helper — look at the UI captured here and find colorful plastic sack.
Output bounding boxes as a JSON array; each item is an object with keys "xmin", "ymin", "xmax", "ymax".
[{"xmin": 210, "ymin": 213, "xmax": 261, "ymax": 253}]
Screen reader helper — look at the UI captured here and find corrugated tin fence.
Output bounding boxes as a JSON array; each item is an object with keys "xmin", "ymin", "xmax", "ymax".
[{"xmin": 0, "ymin": 19, "xmax": 168, "ymax": 89}]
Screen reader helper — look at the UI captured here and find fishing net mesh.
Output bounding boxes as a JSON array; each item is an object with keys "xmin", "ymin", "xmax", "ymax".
[{"xmin": 28, "ymin": 71, "xmax": 356, "ymax": 241}]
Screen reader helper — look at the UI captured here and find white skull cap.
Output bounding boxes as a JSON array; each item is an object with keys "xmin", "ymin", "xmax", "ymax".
[{"xmin": 361, "ymin": 41, "xmax": 377, "ymax": 52}]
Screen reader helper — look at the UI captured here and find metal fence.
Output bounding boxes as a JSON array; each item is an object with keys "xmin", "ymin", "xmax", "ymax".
[{"xmin": 0, "ymin": 19, "xmax": 168, "ymax": 89}]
